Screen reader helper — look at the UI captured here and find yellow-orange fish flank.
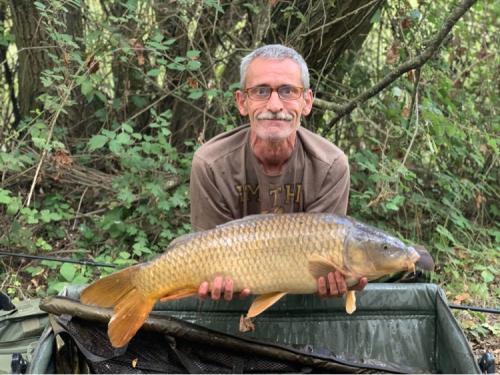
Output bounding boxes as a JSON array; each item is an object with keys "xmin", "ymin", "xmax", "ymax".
[{"xmin": 81, "ymin": 213, "xmax": 420, "ymax": 348}]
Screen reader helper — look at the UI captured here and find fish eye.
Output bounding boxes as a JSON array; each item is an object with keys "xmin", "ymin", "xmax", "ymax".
[{"xmin": 383, "ymin": 244, "xmax": 388, "ymax": 250}]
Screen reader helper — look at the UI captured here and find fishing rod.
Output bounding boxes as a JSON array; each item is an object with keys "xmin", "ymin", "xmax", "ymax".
[
  {"xmin": 1, "ymin": 251, "xmax": 499, "ymax": 314},
  {"xmin": 448, "ymin": 304, "xmax": 500, "ymax": 314},
  {"xmin": 0, "ymin": 250, "xmax": 117, "ymax": 268}
]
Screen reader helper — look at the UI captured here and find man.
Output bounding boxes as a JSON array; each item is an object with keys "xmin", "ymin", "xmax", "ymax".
[{"xmin": 190, "ymin": 44, "xmax": 367, "ymax": 301}]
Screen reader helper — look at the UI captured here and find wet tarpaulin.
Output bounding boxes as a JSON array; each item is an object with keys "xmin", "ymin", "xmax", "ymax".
[{"xmin": 32, "ymin": 284, "xmax": 480, "ymax": 374}]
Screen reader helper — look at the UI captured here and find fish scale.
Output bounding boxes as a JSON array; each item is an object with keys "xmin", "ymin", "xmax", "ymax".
[
  {"xmin": 136, "ymin": 214, "xmax": 350, "ymax": 296},
  {"xmin": 81, "ymin": 213, "xmax": 420, "ymax": 348}
]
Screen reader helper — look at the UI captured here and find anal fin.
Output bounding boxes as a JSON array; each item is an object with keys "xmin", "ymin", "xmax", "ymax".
[{"xmin": 247, "ymin": 292, "xmax": 287, "ymax": 318}]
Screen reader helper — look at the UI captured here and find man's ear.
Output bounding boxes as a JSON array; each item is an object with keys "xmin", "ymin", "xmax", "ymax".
[
  {"xmin": 235, "ymin": 90, "xmax": 248, "ymax": 116},
  {"xmin": 302, "ymin": 89, "xmax": 313, "ymax": 116}
]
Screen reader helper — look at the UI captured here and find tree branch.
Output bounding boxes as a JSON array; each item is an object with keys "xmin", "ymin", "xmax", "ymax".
[
  {"xmin": 312, "ymin": 97, "xmax": 345, "ymax": 112},
  {"xmin": 316, "ymin": 0, "xmax": 478, "ymax": 135}
]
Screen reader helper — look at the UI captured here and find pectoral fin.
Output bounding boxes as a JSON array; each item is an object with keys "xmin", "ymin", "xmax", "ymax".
[
  {"xmin": 345, "ymin": 291, "xmax": 356, "ymax": 314},
  {"xmin": 308, "ymin": 254, "xmax": 350, "ymax": 278},
  {"xmin": 308, "ymin": 255, "xmax": 359, "ymax": 314},
  {"xmin": 307, "ymin": 254, "xmax": 337, "ymax": 278},
  {"xmin": 308, "ymin": 254, "xmax": 359, "ymax": 282},
  {"xmin": 247, "ymin": 292, "xmax": 287, "ymax": 318}
]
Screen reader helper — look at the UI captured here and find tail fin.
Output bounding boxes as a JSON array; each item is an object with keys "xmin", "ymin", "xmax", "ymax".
[
  {"xmin": 108, "ymin": 288, "xmax": 155, "ymax": 347},
  {"xmin": 81, "ymin": 265, "xmax": 155, "ymax": 348},
  {"xmin": 81, "ymin": 266, "xmax": 141, "ymax": 307}
]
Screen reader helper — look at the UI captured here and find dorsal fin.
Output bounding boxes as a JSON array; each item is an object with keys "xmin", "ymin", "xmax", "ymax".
[
  {"xmin": 216, "ymin": 214, "xmax": 279, "ymax": 229},
  {"xmin": 167, "ymin": 231, "xmax": 202, "ymax": 249},
  {"xmin": 169, "ymin": 214, "xmax": 281, "ymax": 248}
]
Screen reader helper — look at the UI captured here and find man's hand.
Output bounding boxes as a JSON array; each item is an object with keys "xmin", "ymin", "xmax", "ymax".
[
  {"xmin": 198, "ymin": 276, "xmax": 251, "ymax": 301},
  {"xmin": 317, "ymin": 271, "xmax": 368, "ymax": 297}
]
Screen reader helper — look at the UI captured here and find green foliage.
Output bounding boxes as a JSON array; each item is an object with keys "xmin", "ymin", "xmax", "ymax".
[
  {"xmin": 0, "ymin": 0, "xmax": 207, "ymax": 295},
  {"xmin": 82, "ymin": 109, "xmax": 193, "ymax": 253},
  {"xmin": 456, "ymin": 309, "xmax": 500, "ymax": 342},
  {"xmin": 344, "ymin": 0, "xmax": 499, "ymax": 304}
]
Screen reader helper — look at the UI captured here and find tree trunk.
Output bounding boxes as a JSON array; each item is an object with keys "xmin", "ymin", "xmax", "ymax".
[
  {"xmin": 9, "ymin": 0, "xmax": 52, "ymax": 118},
  {"xmin": 107, "ymin": 2, "xmax": 151, "ymax": 129},
  {"xmin": 59, "ymin": 3, "xmax": 100, "ymax": 140},
  {"xmin": 269, "ymin": 0, "xmax": 385, "ymax": 134},
  {"xmin": 0, "ymin": 2, "xmax": 21, "ymax": 127}
]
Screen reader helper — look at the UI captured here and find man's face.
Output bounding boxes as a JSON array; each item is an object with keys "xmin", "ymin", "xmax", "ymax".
[{"xmin": 235, "ymin": 58, "xmax": 313, "ymax": 143}]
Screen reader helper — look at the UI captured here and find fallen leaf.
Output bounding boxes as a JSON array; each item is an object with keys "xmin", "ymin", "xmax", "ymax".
[
  {"xmin": 53, "ymin": 150, "xmax": 73, "ymax": 168},
  {"xmin": 86, "ymin": 55, "xmax": 99, "ymax": 74},
  {"xmin": 401, "ymin": 17, "xmax": 412, "ymax": 29},
  {"xmin": 187, "ymin": 77, "xmax": 199, "ymax": 89},
  {"xmin": 475, "ymin": 193, "xmax": 486, "ymax": 209},
  {"xmin": 239, "ymin": 315, "xmax": 255, "ymax": 332},
  {"xmin": 406, "ymin": 69, "xmax": 415, "ymax": 82},
  {"xmin": 386, "ymin": 41, "xmax": 400, "ymax": 65},
  {"xmin": 453, "ymin": 293, "xmax": 470, "ymax": 304},
  {"xmin": 455, "ymin": 46, "xmax": 467, "ymax": 57}
]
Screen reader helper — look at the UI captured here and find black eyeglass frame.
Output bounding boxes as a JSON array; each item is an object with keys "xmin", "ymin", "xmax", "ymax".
[{"xmin": 243, "ymin": 85, "xmax": 305, "ymax": 101}]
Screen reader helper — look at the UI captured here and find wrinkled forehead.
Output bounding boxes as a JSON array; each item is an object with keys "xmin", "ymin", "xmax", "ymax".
[{"xmin": 245, "ymin": 58, "xmax": 303, "ymax": 88}]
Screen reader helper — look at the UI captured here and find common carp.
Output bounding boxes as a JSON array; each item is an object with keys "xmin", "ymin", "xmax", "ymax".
[{"xmin": 81, "ymin": 213, "xmax": 420, "ymax": 348}]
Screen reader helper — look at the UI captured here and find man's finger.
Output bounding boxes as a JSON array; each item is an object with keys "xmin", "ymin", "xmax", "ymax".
[
  {"xmin": 198, "ymin": 281, "xmax": 209, "ymax": 300},
  {"xmin": 317, "ymin": 276, "xmax": 327, "ymax": 297},
  {"xmin": 239, "ymin": 288, "xmax": 251, "ymax": 299},
  {"xmin": 334, "ymin": 271, "xmax": 347, "ymax": 295},
  {"xmin": 211, "ymin": 276, "xmax": 223, "ymax": 300},
  {"xmin": 326, "ymin": 272, "xmax": 339, "ymax": 297},
  {"xmin": 350, "ymin": 277, "xmax": 368, "ymax": 291},
  {"xmin": 224, "ymin": 277, "xmax": 234, "ymax": 301}
]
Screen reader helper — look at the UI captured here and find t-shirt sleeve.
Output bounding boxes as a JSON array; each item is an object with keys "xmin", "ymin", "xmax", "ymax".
[
  {"xmin": 189, "ymin": 155, "xmax": 233, "ymax": 231},
  {"xmin": 305, "ymin": 153, "xmax": 350, "ymax": 215}
]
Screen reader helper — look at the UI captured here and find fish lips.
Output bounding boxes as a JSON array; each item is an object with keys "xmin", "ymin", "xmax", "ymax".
[
  {"xmin": 407, "ymin": 246, "xmax": 421, "ymax": 273},
  {"xmin": 412, "ymin": 245, "xmax": 435, "ymax": 272}
]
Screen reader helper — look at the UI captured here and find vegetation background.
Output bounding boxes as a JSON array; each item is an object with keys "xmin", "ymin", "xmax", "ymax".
[{"xmin": 0, "ymin": 0, "xmax": 498, "ymax": 358}]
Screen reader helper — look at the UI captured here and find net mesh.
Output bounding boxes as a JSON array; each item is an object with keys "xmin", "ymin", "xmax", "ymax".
[{"xmin": 54, "ymin": 316, "xmax": 401, "ymax": 374}]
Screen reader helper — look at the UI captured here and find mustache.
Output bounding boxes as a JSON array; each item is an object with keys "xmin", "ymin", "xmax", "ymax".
[{"xmin": 256, "ymin": 112, "xmax": 293, "ymax": 121}]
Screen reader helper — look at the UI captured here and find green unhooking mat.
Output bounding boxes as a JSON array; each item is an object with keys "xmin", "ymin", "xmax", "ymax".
[{"xmin": 29, "ymin": 283, "xmax": 479, "ymax": 374}]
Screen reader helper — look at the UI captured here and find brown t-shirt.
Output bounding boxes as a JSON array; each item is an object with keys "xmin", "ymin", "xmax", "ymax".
[{"xmin": 190, "ymin": 124, "xmax": 350, "ymax": 231}]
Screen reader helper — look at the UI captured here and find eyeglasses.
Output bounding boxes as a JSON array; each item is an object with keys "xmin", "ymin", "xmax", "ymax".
[{"xmin": 244, "ymin": 85, "xmax": 305, "ymax": 101}]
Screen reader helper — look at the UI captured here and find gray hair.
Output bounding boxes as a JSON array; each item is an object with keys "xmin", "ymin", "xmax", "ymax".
[{"xmin": 239, "ymin": 44, "xmax": 310, "ymax": 89}]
